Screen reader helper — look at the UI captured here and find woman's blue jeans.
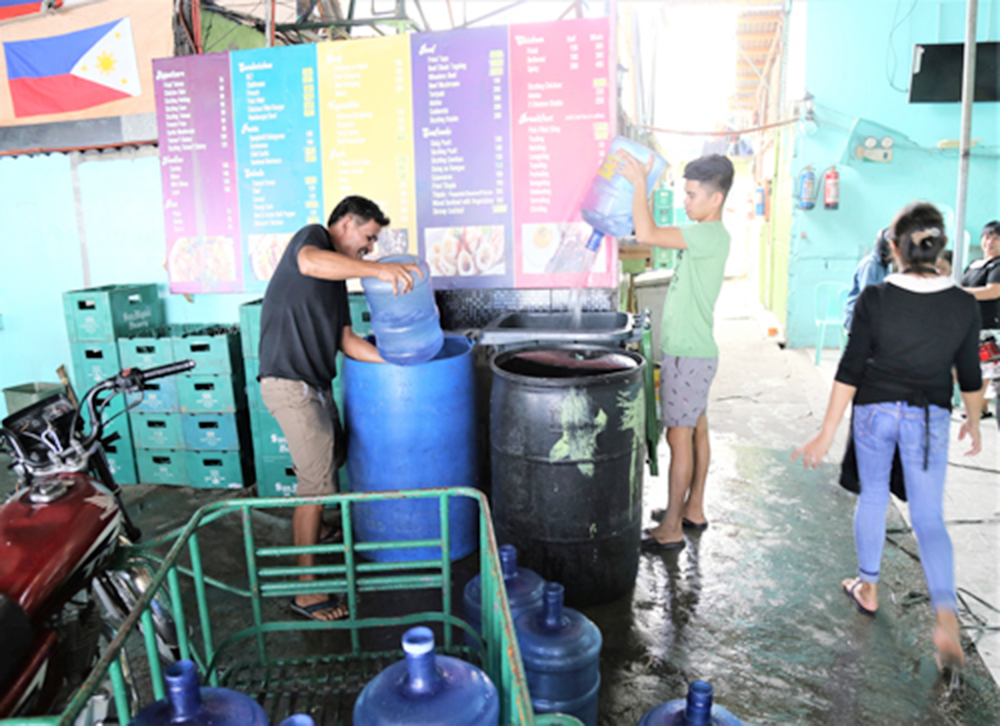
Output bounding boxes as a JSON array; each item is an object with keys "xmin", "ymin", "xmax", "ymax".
[{"xmin": 853, "ymin": 402, "xmax": 956, "ymax": 612}]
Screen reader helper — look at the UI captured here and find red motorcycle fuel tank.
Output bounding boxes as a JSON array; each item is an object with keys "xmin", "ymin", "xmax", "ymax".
[{"xmin": 0, "ymin": 473, "xmax": 122, "ymax": 620}]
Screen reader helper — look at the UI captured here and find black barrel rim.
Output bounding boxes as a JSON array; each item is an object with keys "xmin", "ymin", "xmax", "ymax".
[{"xmin": 490, "ymin": 344, "xmax": 645, "ymax": 388}]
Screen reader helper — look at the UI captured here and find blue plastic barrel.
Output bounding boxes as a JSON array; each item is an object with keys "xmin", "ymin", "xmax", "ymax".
[
  {"xmin": 463, "ymin": 544, "xmax": 545, "ymax": 641},
  {"xmin": 344, "ymin": 335, "xmax": 477, "ymax": 562},
  {"xmin": 353, "ymin": 626, "xmax": 500, "ymax": 726},
  {"xmin": 129, "ymin": 660, "xmax": 268, "ymax": 726},
  {"xmin": 515, "ymin": 583, "xmax": 602, "ymax": 726},
  {"xmin": 361, "ymin": 254, "xmax": 443, "ymax": 365},
  {"xmin": 580, "ymin": 136, "xmax": 667, "ymax": 250},
  {"xmin": 638, "ymin": 681, "xmax": 744, "ymax": 726}
]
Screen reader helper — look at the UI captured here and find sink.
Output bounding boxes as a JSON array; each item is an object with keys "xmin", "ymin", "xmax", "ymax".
[{"xmin": 477, "ymin": 311, "xmax": 641, "ymax": 349}]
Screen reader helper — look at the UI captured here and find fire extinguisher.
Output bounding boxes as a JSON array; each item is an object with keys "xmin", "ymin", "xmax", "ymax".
[
  {"xmin": 797, "ymin": 166, "xmax": 816, "ymax": 210},
  {"xmin": 824, "ymin": 165, "xmax": 839, "ymax": 210}
]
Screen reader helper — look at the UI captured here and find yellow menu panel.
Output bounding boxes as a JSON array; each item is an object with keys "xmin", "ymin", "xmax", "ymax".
[{"xmin": 317, "ymin": 35, "xmax": 417, "ymax": 255}]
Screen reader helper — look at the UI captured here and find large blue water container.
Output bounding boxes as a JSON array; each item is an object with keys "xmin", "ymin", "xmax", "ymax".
[
  {"xmin": 580, "ymin": 136, "xmax": 667, "ymax": 250},
  {"xmin": 463, "ymin": 544, "xmax": 545, "ymax": 640},
  {"xmin": 128, "ymin": 660, "xmax": 268, "ymax": 726},
  {"xmin": 638, "ymin": 681, "xmax": 744, "ymax": 726},
  {"xmin": 362, "ymin": 254, "xmax": 443, "ymax": 365},
  {"xmin": 344, "ymin": 335, "xmax": 477, "ymax": 562},
  {"xmin": 353, "ymin": 626, "xmax": 500, "ymax": 725},
  {"xmin": 515, "ymin": 583, "xmax": 602, "ymax": 726}
]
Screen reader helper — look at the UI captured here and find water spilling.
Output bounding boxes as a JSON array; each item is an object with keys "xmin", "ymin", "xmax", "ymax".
[{"xmin": 547, "ymin": 242, "xmax": 599, "ymax": 329}]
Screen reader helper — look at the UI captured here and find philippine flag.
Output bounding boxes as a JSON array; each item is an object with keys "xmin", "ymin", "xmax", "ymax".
[{"xmin": 3, "ymin": 17, "xmax": 141, "ymax": 118}]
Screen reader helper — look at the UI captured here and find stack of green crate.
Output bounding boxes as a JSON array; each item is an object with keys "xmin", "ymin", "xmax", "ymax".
[
  {"xmin": 63, "ymin": 284, "xmax": 165, "ymax": 485},
  {"xmin": 126, "ymin": 326, "xmax": 251, "ymax": 489},
  {"xmin": 242, "ymin": 294, "xmax": 371, "ymax": 498}
]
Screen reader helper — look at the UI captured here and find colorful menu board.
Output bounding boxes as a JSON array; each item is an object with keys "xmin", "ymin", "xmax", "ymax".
[
  {"xmin": 231, "ymin": 44, "xmax": 325, "ymax": 293},
  {"xmin": 510, "ymin": 19, "xmax": 614, "ymax": 288},
  {"xmin": 411, "ymin": 27, "xmax": 513, "ymax": 290},
  {"xmin": 154, "ymin": 17, "xmax": 615, "ymax": 294},
  {"xmin": 317, "ymin": 35, "xmax": 417, "ymax": 258},
  {"xmin": 154, "ymin": 54, "xmax": 242, "ymax": 293}
]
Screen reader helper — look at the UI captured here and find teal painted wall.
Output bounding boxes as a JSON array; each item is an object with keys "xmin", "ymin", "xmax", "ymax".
[
  {"xmin": 0, "ymin": 150, "xmax": 257, "ymax": 417},
  {"xmin": 787, "ymin": 0, "xmax": 1000, "ymax": 347}
]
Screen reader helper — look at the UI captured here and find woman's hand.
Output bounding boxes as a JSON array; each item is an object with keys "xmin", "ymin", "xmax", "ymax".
[
  {"xmin": 616, "ymin": 150, "xmax": 652, "ymax": 188},
  {"xmin": 958, "ymin": 418, "xmax": 982, "ymax": 456},
  {"xmin": 792, "ymin": 431, "xmax": 833, "ymax": 469}
]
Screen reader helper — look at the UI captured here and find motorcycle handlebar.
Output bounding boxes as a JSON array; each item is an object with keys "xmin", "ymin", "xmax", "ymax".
[{"xmin": 135, "ymin": 359, "xmax": 196, "ymax": 383}]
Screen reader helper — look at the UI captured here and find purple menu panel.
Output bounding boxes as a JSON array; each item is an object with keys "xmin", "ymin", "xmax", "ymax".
[
  {"xmin": 154, "ymin": 54, "xmax": 242, "ymax": 294},
  {"xmin": 411, "ymin": 26, "xmax": 512, "ymax": 290}
]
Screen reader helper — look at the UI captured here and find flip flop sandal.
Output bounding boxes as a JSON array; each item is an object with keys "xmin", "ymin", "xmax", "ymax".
[
  {"xmin": 842, "ymin": 579, "xmax": 876, "ymax": 616},
  {"xmin": 289, "ymin": 595, "xmax": 349, "ymax": 622},
  {"xmin": 640, "ymin": 528, "xmax": 685, "ymax": 552},
  {"xmin": 651, "ymin": 510, "xmax": 709, "ymax": 530},
  {"xmin": 318, "ymin": 527, "xmax": 342, "ymax": 545}
]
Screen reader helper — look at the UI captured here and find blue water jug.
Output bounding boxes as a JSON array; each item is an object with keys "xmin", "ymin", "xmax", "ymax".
[
  {"xmin": 353, "ymin": 626, "xmax": 500, "ymax": 726},
  {"xmin": 362, "ymin": 254, "xmax": 443, "ymax": 365},
  {"xmin": 580, "ymin": 136, "xmax": 667, "ymax": 251},
  {"xmin": 128, "ymin": 660, "xmax": 268, "ymax": 726},
  {"xmin": 515, "ymin": 583, "xmax": 602, "ymax": 726},
  {"xmin": 463, "ymin": 544, "xmax": 546, "ymax": 641},
  {"xmin": 637, "ymin": 681, "xmax": 744, "ymax": 726}
]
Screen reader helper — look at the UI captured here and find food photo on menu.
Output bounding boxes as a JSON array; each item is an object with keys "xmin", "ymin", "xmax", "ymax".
[
  {"xmin": 168, "ymin": 236, "xmax": 240, "ymax": 288},
  {"xmin": 424, "ymin": 225, "xmax": 506, "ymax": 277},
  {"xmin": 521, "ymin": 222, "xmax": 606, "ymax": 275}
]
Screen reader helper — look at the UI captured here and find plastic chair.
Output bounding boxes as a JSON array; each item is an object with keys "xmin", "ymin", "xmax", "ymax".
[{"xmin": 814, "ymin": 282, "xmax": 850, "ymax": 365}]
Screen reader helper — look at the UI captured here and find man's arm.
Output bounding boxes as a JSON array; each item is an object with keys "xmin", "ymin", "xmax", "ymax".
[
  {"xmin": 617, "ymin": 152, "xmax": 687, "ymax": 250},
  {"xmin": 299, "ymin": 246, "xmax": 420, "ymax": 295},
  {"xmin": 341, "ymin": 326, "xmax": 383, "ymax": 363}
]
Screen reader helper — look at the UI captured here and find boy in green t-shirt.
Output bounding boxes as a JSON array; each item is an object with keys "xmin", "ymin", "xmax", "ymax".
[{"xmin": 619, "ymin": 153, "xmax": 734, "ymax": 551}]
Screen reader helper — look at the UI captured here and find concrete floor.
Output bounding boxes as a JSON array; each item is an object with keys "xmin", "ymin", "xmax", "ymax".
[{"xmin": 3, "ymin": 278, "xmax": 999, "ymax": 724}]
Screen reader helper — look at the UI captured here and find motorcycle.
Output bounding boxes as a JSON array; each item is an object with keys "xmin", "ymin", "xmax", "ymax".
[{"xmin": 0, "ymin": 360, "xmax": 195, "ymax": 721}]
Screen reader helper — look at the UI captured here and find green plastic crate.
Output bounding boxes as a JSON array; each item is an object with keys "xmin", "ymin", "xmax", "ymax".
[
  {"xmin": 348, "ymin": 292, "xmax": 372, "ymax": 336},
  {"xmin": 185, "ymin": 450, "xmax": 251, "ymax": 489},
  {"xmin": 173, "ymin": 327, "xmax": 242, "ymax": 375},
  {"xmin": 238, "ymin": 299, "xmax": 263, "ymax": 361},
  {"xmin": 244, "ymin": 358, "xmax": 263, "ymax": 410},
  {"xmin": 135, "ymin": 448, "xmax": 189, "ymax": 486},
  {"xmin": 250, "ymin": 406, "xmax": 289, "ymax": 459},
  {"xmin": 118, "ymin": 325, "xmax": 200, "ymax": 369},
  {"xmin": 180, "ymin": 412, "xmax": 248, "ymax": 452},
  {"xmin": 71, "ymin": 340, "xmax": 122, "ymax": 392},
  {"xmin": 255, "ymin": 452, "xmax": 297, "ymax": 497},
  {"xmin": 104, "ymin": 436, "xmax": 138, "ymax": 485},
  {"xmin": 130, "ymin": 412, "xmax": 185, "ymax": 450},
  {"xmin": 177, "ymin": 373, "xmax": 246, "ymax": 414},
  {"xmin": 63, "ymin": 284, "xmax": 164, "ymax": 342}
]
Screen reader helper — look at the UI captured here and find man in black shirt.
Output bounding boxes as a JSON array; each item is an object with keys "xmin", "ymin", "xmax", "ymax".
[
  {"xmin": 259, "ymin": 196, "xmax": 420, "ymax": 621},
  {"xmin": 961, "ymin": 220, "xmax": 1000, "ymax": 417}
]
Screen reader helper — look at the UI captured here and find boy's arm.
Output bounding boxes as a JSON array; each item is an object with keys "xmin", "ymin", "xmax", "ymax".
[{"xmin": 618, "ymin": 152, "xmax": 687, "ymax": 250}]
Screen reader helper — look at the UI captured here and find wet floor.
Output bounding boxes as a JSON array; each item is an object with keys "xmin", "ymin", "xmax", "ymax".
[{"xmin": 3, "ymin": 281, "xmax": 999, "ymax": 724}]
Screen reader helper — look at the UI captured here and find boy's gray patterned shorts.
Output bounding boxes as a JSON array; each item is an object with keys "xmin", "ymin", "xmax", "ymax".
[{"xmin": 659, "ymin": 355, "xmax": 719, "ymax": 428}]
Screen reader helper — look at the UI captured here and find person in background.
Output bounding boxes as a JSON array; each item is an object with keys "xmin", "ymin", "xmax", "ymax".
[
  {"xmin": 844, "ymin": 227, "xmax": 893, "ymax": 331},
  {"xmin": 935, "ymin": 249, "xmax": 952, "ymax": 277},
  {"xmin": 618, "ymin": 153, "xmax": 734, "ymax": 551},
  {"xmin": 960, "ymin": 221, "xmax": 1000, "ymax": 419},
  {"xmin": 259, "ymin": 196, "xmax": 420, "ymax": 621},
  {"xmin": 794, "ymin": 202, "xmax": 982, "ymax": 672}
]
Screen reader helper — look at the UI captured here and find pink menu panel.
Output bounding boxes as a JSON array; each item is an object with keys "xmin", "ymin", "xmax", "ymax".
[
  {"xmin": 509, "ymin": 17, "xmax": 616, "ymax": 289},
  {"xmin": 154, "ymin": 54, "xmax": 243, "ymax": 294}
]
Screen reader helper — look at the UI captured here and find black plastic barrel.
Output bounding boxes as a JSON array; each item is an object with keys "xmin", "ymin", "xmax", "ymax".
[{"xmin": 490, "ymin": 345, "xmax": 645, "ymax": 606}]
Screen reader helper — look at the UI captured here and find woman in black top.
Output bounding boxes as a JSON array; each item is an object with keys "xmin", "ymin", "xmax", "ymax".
[{"xmin": 794, "ymin": 202, "xmax": 983, "ymax": 672}]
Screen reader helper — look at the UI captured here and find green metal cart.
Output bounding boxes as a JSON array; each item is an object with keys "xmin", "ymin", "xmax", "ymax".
[{"xmin": 3, "ymin": 488, "xmax": 582, "ymax": 726}]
